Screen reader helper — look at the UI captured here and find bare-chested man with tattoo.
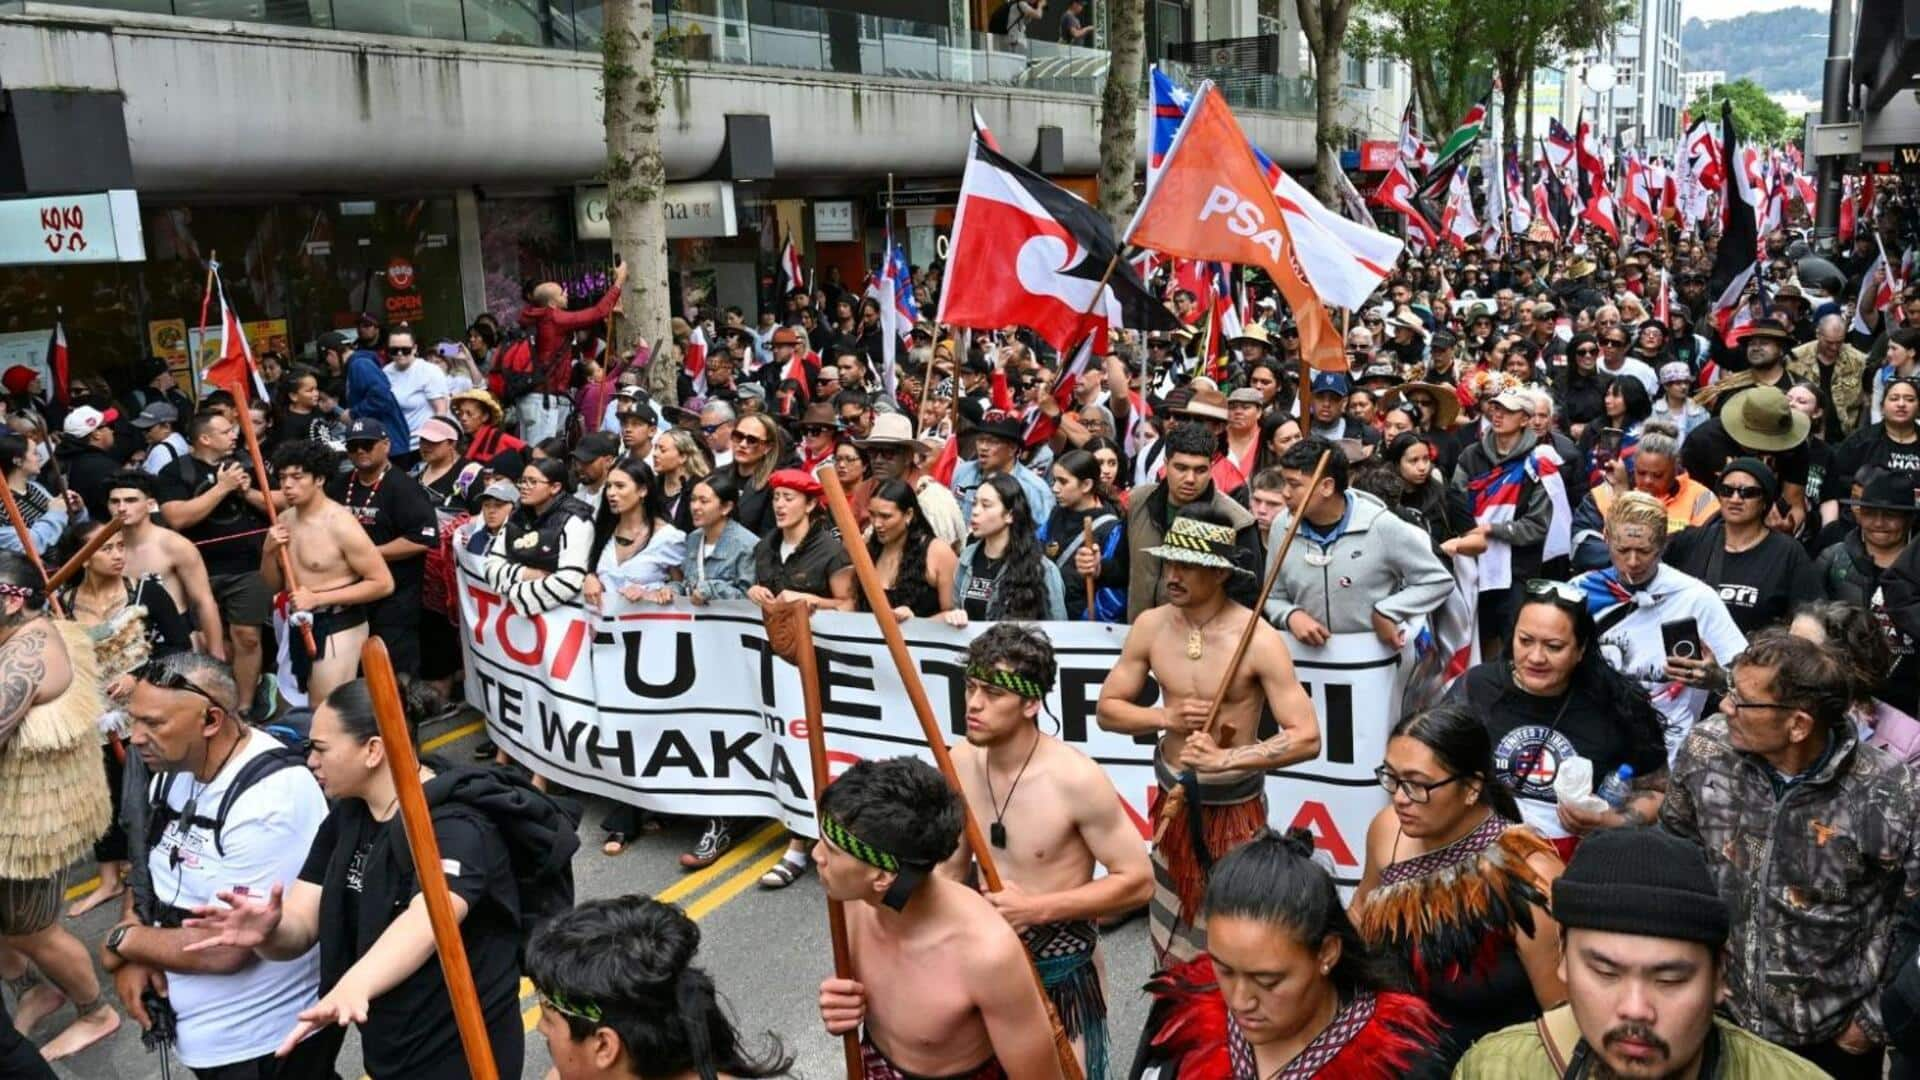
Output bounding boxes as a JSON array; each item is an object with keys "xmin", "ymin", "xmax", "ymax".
[
  {"xmin": 107, "ymin": 470, "xmax": 225, "ymax": 661},
  {"xmin": 0, "ymin": 553, "xmax": 119, "ymax": 1061},
  {"xmin": 1097, "ymin": 506, "xmax": 1320, "ymax": 964},
  {"xmin": 944, "ymin": 623, "xmax": 1151, "ymax": 1080},
  {"xmin": 262, "ymin": 441, "xmax": 392, "ymax": 703},
  {"xmin": 817, "ymin": 756, "xmax": 1064, "ymax": 1080}
]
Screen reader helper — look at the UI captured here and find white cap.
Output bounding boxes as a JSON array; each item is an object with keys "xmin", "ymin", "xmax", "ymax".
[{"xmin": 62, "ymin": 406, "xmax": 117, "ymax": 439}]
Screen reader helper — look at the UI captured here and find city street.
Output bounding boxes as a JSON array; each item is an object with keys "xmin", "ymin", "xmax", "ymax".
[{"xmin": 39, "ymin": 711, "xmax": 1159, "ymax": 1079}]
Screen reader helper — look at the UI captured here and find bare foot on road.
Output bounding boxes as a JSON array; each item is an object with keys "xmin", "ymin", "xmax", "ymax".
[
  {"xmin": 40, "ymin": 1004, "xmax": 120, "ymax": 1060},
  {"xmin": 12, "ymin": 982, "xmax": 62, "ymax": 1035}
]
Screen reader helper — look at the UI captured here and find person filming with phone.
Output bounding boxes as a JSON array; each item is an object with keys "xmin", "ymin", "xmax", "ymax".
[{"xmin": 1569, "ymin": 492, "xmax": 1747, "ymax": 761}]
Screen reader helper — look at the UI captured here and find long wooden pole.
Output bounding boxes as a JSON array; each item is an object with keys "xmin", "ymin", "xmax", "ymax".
[
  {"xmin": 762, "ymin": 602, "xmax": 861, "ymax": 1080},
  {"xmin": 233, "ymin": 382, "xmax": 317, "ymax": 657},
  {"xmin": 0, "ymin": 480, "xmax": 64, "ymax": 618},
  {"xmin": 817, "ymin": 466, "xmax": 1085, "ymax": 1080},
  {"xmin": 1080, "ymin": 518, "xmax": 1097, "ymax": 621},
  {"xmin": 44, "ymin": 517, "xmax": 122, "ymax": 594},
  {"xmin": 1153, "ymin": 448, "xmax": 1332, "ymax": 844},
  {"xmin": 361, "ymin": 637, "xmax": 499, "ymax": 1080}
]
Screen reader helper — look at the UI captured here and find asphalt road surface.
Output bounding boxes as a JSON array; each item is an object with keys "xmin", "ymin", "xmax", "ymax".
[{"xmin": 36, "ymin": 711, "xmax": 1161, "ymax": 1079}]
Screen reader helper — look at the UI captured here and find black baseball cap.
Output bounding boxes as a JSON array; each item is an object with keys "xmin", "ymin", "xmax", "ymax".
[
  {"xmin": 571, "ymin": 432, "xmax": 621, "ymax": 462},
  {"xmin": 343, "ymin": 418, "xmax": 388, "ymax": 445}
]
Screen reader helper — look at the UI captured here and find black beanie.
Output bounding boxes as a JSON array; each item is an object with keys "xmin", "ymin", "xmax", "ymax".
[
  {"xmin": 1720, "ymin": 456, "xmax": 1779, "ymax": 507},
  {"xmin": 1552, "ymin": 828, "xmax": 1730, "ymax": 948}
]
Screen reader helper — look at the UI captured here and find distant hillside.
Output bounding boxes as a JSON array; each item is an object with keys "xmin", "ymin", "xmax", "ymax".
[{"xmin": 1681, "ymin": 7, "xmax": 1824, "ymax": 99}]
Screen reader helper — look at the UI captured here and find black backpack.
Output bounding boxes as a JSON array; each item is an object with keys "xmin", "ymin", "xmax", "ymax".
[
  {"xmin": 987, "ymin": 0, "xmax": 1016, "ymax": 34},
  {"xmin": 146, "ymin": 746, "xmax": 310, "ymax": 860}
]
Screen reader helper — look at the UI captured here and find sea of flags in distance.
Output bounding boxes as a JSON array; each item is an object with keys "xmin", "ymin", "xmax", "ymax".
[{"xmin": 758, "ymin": 65, "xmax": 1893, "ymax": 399}]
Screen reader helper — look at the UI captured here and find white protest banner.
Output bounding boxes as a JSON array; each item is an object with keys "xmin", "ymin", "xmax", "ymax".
[{"xmin": 455, "ymin": 564, "xmax": 1403, "ymax": 887}]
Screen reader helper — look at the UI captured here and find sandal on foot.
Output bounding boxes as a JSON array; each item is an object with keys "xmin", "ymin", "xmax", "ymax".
[
  {"xmin": 760, "ymin": 857, "xmax": 810, "ymax": 889},
  {"xmin": 601, "ymin": 833, "xmax": 629, "ymax": 856}
]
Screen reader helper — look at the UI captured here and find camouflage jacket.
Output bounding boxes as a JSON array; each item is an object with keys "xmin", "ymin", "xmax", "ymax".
[{"xmin": 1663, "ymin": 715, "xmax": 1920, "ymax": 1047}]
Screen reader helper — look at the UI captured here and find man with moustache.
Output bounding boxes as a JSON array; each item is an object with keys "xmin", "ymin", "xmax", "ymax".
[
  {"xmin": 1456, "ymin": 827, "xmax": 1827, "ymax": 1078},
  {"xmin": 944, "ymin": 624, "xmax": 1152, "ymax": 1080},
  {"xmin": 1098, "ymin": 507, "xmax": 1320, "ymax": 963}
]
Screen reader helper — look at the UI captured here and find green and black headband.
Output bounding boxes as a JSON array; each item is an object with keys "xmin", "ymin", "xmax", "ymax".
[
  {"xmin": 821, "ymin": 812, "xmax": 928, "ymax": 910},
  {"xmin": 966, "ymin": 663, "xmax": 1051, "ymax": 701}
]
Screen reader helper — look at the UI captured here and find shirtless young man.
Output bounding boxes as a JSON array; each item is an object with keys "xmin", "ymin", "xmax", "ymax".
[
  {"xmin": 262, "ymin": 441, "xmax": 393, "ymax": 702},
  {"xmin": 106, "ymin": 470, "xmax": 225, "ymax": 660},
  {"xmin": 944, "ymin": 623, "xmax": 1152, "ymax": 1080},
  {"xmin": 1097, "ymin": 506, "xmax": 1320, "ymax": 964},
  {"xmin": 816, "ymin": 756, "xmax": 1064, "ymax": 1080}
]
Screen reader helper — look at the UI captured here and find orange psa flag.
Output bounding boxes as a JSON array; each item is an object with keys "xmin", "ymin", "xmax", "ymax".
[{"xmin": 1125, "ymin": 82, "xmax": 1345, "ymax": 371}]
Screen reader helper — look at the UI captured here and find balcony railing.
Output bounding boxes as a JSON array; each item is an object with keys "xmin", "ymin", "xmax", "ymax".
[{"xmin": 19, "ymin": 0, "xmax": 1313, "ymax": 117}]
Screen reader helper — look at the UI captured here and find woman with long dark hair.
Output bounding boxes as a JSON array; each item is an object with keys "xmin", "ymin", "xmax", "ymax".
[
  {"xmin": 1447, "ymin": 583, "xmax": 1669, "ymax": 858},
  {"xmin": 1574, "ymin": 375, "xmax": 1653, "ymax": 488},
  {"xmin": 665, "ymin": 472, "xmax": 757, "ymax": 606},
  {"xmin": 1383, "ymin": 432, "xmax": 1453, "ymax": 554},
  {"xmin": 1133, "ymin": 830, "xmax": 1447, "ymax": 1078},
  {"xmin": 859, "ymin": 479, "xmax": 956, "ymax": 619},
  {"xmin": 183, "ymin": 680, "xmax": 535, "ymax": 1079},
  {"xmin": 946, "ymin": 473, "xmax": 1065, "ymax": 626},
  {"xmin": 0, "ymin": 433, "xmax": 67, "ymax": 558},
  {"xmin": 584, "ymin": 459, "xmax": 685, "ymax": 609},
  {"xmin": 271, "ymin": 366, "xmax": 342, "ymax": 452},
  {"xmin": 526, "ymin": 895, "xmax": 792, "ymax": 1079},
  {"xmin": 1082, "ymin": 435, "xmax": 1130, "ymax": 509},
  {"xmin": 1351, "ymin": 705, "xmax": 1566, "ymax": 1068},
  {"xmin": 1041, "ymin": 449, "xmax": 1127, "ymax": 621}
]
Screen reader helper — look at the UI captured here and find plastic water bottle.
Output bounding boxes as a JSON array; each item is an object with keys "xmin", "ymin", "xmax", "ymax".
[{"xmin": 1596, "ymin": 765, "xmax": 1635, "ymax": 812}]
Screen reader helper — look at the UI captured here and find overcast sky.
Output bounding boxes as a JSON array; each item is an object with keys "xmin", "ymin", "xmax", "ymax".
[{"xmin": 1681, "ymin": 0, "xmax": 1820, "ymax": 22}]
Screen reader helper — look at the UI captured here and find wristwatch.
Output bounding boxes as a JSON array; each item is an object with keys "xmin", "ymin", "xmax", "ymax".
[{"xmin": 104, "ymin": 924, "xmax": 133, "ymax": 957}]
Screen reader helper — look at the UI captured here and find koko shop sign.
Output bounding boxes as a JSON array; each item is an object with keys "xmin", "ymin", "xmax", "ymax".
[
  {"xmin": 452, "ymin": 555, "xmax": 1408, "ymax": 891},
  {"xmin": 0, "ymin": 190, "xmax": 145, "ymax": 266}
]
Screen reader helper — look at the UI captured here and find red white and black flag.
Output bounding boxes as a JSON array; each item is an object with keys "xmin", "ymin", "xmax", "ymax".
[{"xmin": 936, "ymin": 135, "xmax": 1173, "ymax": 353}]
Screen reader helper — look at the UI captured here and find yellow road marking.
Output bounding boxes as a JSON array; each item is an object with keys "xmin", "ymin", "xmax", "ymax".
[
  {"xmin": 64, "ymin": 876, "xmax": 100, "ymax": 901},
  {"xmin": 652, "ymin": 823, "xmax": 784, "ymax": 905},
  {"xmin": 684, "ymin": 847, "xmax": 789, "ymax": 921}
]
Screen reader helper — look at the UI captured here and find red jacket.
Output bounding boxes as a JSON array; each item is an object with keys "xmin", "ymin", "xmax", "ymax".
[{"xmin": 519, "ymin": 285, "xmax": 622, "ymax": 393}]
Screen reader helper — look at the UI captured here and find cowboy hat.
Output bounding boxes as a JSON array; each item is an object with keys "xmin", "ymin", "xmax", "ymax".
[
  {"xmin": 798, "ymin": 401, "xmax": 840, "ymax": 430},
  {"xmin": 1843, "ymin": 470, "xmax": 1918, "ymax": 514},
  {"xmin": 1720, "ymin": 386, "xmax": 1811, "ymax": 453},
  {"xmin": 1378, "ymin": 381, "xmax": 1461, "ymax": 428},
  {"xmin": 856, "ymin": 412, "xmax": 921, "ymax": 449},
  {"xmin": 1566, "ymin": 256, "xmax": 1597, "ymax": 279},
  {"xmin": 1175, "ymin": 385, "xmax": 1231, "ymax": 422},
  {"xmin": 1228, "ymin": 324, "xmax": 1273, "ymax": 350}
]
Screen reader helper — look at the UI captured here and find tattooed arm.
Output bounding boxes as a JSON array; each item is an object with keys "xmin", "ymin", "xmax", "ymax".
[
  {"xmin": 1620, "ymin": 768, "xmax": 1669, "ymax": 827},
  {"xmin": 0, "ymin": 620, "xmax": 65, "ymax": 750}
]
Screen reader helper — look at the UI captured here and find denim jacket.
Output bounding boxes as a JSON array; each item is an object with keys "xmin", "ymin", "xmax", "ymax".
[{"xmin": 671, "ymin": 520, "xmax": 758, "ymax": 601}]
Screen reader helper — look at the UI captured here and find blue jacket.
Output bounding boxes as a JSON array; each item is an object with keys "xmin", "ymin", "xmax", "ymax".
[
  {"xmin": 671, "ymin": 520, "xmax": 759, "ymax": 601},
  {"xmin": 344, "ymin": 351, "xmax": 411, "ymax": 449},
  {"xmin": 951, "ymin": 459, "xmax": 1055, "ymax": 530}
]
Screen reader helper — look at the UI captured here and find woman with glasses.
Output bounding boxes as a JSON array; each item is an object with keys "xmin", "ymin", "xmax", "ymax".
[
  {"xmin": 1351, "ymin": 705, "xmax": 1566, "ymax": 1069},
  {"xmin": 710, "ymin": 413, "xmax": 786, "ymax": 536},
  {"xmin": 832, "ymin": 441, "xmax": 871, "ymax": 534},
  {"xmin": 181, "ymin": 680, "xmax": 530, "ymax": 1080},
  {"xmin": 1665, "ymin": 459, "xmax": 1819, "ymax": 635},
  {"xmin": 1554, "ymin": 333, "xmax": 1609, "ymax": 438},
  {"xmin": 1448, "ymin": 580, "xmax": 1670, "ymax": 857}
]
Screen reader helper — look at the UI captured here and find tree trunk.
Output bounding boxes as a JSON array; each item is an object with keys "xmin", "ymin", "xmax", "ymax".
[
  {"xmin": 1296, "ymin": 0, "xmax": 1354, "ymax": 208},
  {"xmin": 1499, "ymin": 61, "xmax": 1521, "ymax": 157},
  {"xmin": 1523, "ymin": 58, "xmax": 1537, "ymax": 166},
  {"xmin": 603, "ymin": 0, "xmax": 674, "ymax": 401},
  {"xmin": 1098, "ymin": 0, "xmax": 1146, "ymax": 236}
]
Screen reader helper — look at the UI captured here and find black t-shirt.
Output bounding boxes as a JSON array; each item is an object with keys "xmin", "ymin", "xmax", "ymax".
[
  {"xmin": 1831, "ymin": 425, "xmax": 1920, "ymax": 491},
  {"xmin": 1664, "ymin": 524, "xmax": 1821, "ymax": 636},
  {"xmin": 963, "ymin": 548, "xmax": 1006, "ymax": 620},
  {"xmin": 153, "ymin": 454, "xmax": 268, "ymax": 578},
  {"xmin": 329, "ymin": 467, "xmax": 439, "ymax": 600},
  {"xmin": 1450, "ymin": 662, "xmax": 1668, "ymax": 820},
  {"xmin": 299, "ymin": 799, "xmax": 521, "ymax": 1079}
]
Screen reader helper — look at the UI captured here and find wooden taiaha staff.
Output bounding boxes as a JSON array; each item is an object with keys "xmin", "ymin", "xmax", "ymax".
[
  {"xmin": 44, "ymin": 517, "xmax": 123, "ymax": 594},
  {"xmin": 228, "ymin": 339, "xmax": 317, "ymax": 658},
  {"xmin": 361, "ymin": 637, "xmax": 499, "ymax": 1080},
  {"xmin": 1152, "ymin": 448, "xmax": 1331, "ymax": 845},
  {"xmin": 0, "ymin": 481, "xmax": 65, "ymax": 618},
  {"xmin": 762, "ymin": 601, "xmax": 861, "ymax": 1080},
  {"xmin": 817, "ymin": 466, "xmax": 1086, "ymax": 1080},
  {"xmin": 1080, "ymin": 518, "xmax": 1097, "ymax": 621}
]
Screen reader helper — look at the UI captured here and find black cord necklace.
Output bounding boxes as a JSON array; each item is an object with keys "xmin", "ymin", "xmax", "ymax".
[{"xmin": 981, "ymin": 732, "xmax": 1041, "ymax": 849}]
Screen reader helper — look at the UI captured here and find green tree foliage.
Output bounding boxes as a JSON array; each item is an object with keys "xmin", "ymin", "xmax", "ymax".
[
  {"xmin": 1348, "ymin": 0, "xmax": 1489, "ymax": 135},
  {"xmin": 1681, "ymin": 9, "xmax": 1825, "ymax": 98},
  {"xmin": 1687, "ymin": 78, "xmax": 1801, "ymax": 146}
]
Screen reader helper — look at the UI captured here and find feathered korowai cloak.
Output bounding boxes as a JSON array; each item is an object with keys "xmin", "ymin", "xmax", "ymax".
[
  {"xmin": 1352, "ymin": 817, "xmax": 1556, "ymax": 989},
  {"xmin": 1130, "ymin": 957, "xmax": 1446, "ymax": 1080},
  {"xmin": 0, "ymin": 620, "xmax": 110, "ymax": 879}
]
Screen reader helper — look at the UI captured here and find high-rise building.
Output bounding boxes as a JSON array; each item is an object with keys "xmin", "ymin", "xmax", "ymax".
[
  {"xmin": 1590, "ymin": 0, "xmax": 1685, "ymax": 149},
  {"xmin": 1683, "ymin": 69, "xmax": 1728, "ymax": 100}
]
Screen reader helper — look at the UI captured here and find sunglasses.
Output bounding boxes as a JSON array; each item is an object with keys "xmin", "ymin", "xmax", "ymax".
[
  {"xmin": 134, "ymin": 659, "xmax": 226, "ymax": 713},
  {"xmin": 801, "ymin": 425, "xmax": 837, "ymax": 438},
  {"xmin": 732, "ymin": 431, "xmax": 767, "ymax": 446},
  {"xmin": 1717, "ymin": 483, "xmax": 1766, "ymax": 501},
  {"xmin": 1574, "ymin": 346, "xmax": 1599, "ymax": 356},
  {"xmin": 1523, "ymin": 578, "xmax": 1584, "ymax": 606},
  {"xmin": 388, "ymin": 346, "xmax": 415, "ymax": 355}
]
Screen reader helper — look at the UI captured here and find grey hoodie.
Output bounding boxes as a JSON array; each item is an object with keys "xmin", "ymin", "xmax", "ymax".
[{"xmin": 1262, "ymin": 489, "xmax": 1454, "ymax": 635}]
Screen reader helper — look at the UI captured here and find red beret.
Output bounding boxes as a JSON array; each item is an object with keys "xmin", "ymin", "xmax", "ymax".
[{"xmin": 769, "ymin": 468, "xmax": 823, "ymax": 499}]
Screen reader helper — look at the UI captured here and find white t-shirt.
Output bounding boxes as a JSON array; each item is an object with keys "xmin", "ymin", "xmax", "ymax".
[
  {"xmin": 1599, "ymin": 356, "xmax": 1660, "ymax": 398},
  {"xmin": 142, "ymin": 432, "xmax": 190, "ymax": 476},
  {"xmin": 146, "ymin": 730, "xmax": 328, "ymax": 1069},
  {"xmin": 1572, "ymin": 563, "xmax": 1747, "ymax": 760},
  {"xmin": 383, "ymin": 360, "xmax": 450, "ymax": 450}
]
